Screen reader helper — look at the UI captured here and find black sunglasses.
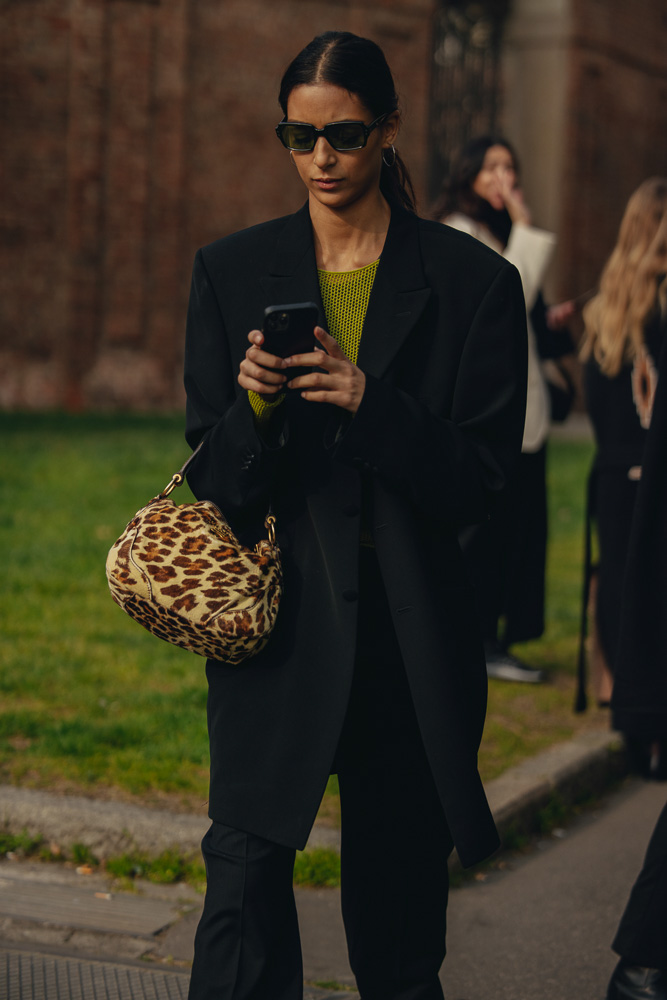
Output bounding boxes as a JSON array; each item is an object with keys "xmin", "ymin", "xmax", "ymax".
[{"xmin": 275, "ymin": 114, "xmax": 388, "ymax": 152}]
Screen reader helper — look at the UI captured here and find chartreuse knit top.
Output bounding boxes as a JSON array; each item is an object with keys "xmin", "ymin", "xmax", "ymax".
[{"xmin": 249, "ymin": 259, "xmax": 379, "ymax": 423}]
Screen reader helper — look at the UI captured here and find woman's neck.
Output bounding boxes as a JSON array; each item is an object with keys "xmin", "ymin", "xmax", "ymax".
[
  {"xmin": 475, "ymin": 199, "xmax": 512, "ymax": 248},
  {"xmin": 309, "ymin": 193, "xmax": 391, "ymax": 271}
]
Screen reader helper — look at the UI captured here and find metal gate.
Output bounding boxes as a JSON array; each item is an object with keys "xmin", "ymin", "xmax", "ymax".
[{"xmin": 429, "ymin": 0, "xmax": 510, "ymax": 203}]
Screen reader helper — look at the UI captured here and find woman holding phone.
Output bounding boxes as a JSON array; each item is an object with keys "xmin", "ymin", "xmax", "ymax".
[{"xmin": 184, "ymin": 31, "xmax": 527, "ymax": 1000}]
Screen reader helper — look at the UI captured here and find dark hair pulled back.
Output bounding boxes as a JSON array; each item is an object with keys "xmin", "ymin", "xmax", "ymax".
[
  {"xmin": 279, "ymin": 31, "xmax": 416, "ymax": 213},
  {"xmin": 432, "ymin": 134, "xmax": 519, "ymax": 246}
]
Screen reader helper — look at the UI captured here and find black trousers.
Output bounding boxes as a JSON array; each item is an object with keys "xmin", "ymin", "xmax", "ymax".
[
  {"xmin": 612, "ymin": 800, "xmax": 667, "ymax": 971},
  {"xmin": 188, "ymin": 547, "xmax": 453, "ymax": 1000},
  {"xmin": 461, "ymin": 445, "xmax": 547, "ymax": 647},
  {"xmin": 595, "ymin": 469, "xmax": 640, "ymax": 670}
]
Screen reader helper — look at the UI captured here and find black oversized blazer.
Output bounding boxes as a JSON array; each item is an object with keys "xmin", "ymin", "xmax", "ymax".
[{"xmin": 184, "ymin": 203, "xmax": 527, "ymax": 869}]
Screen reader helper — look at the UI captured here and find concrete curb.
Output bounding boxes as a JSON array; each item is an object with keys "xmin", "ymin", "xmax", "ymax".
[
  {"xmin": 486, "ymin": 729, "xmax": 626, "ymax": 840},
  {"xmin": 0, "ymin": 729, "xmax": 625, "ymax": 860},
  {"xmin": 0, "ymin": 786, "xmax": 209, "ymax": 859}
]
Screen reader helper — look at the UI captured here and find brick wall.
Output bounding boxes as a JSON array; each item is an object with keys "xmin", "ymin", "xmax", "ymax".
[
  {"xmin": 0, "ymin": 0, "xmax": 436, "ymax": 410},
  {"xmin": 1, "ymin": 2, "xmax": 72, "ymax": 407},
  {"xmin": 2, "ymin": 0, "xmax": 666, "ymax": 410}
]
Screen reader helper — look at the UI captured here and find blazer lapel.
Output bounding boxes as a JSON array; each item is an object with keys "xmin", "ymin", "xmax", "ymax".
[
  {"xmin": 357, "ymin": 207, "xmax": 431, "ymax": 380},
  {"xmin": 259, "ymin": 203, "xmax": 431, "ymax": 381},
  {"xmin": 259, "ymin": 203, "xmax": 326, "ymax": 322}
]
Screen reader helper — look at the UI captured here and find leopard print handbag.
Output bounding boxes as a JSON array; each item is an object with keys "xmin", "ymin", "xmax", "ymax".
[{"xmin": 106, "ymin": 444, "xmax": 282, "ymax": 664}]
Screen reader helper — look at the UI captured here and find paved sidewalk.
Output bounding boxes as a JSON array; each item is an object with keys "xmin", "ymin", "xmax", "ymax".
[{"xmin": 0, "ymin": 728, "xmax": 624, "ymax": 999}]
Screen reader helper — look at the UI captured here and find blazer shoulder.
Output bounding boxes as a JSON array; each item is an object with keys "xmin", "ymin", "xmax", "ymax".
[
  {"xmin": 418, "ymin": 216, "xmax": 507, "ymax": 267},
  {"xmin": 198, "ymin": 212, "xmax": 297, "ymax": 269},
  {"xmin": 416, "ymin": 215, "xmax": 517, "ymax": 292}
]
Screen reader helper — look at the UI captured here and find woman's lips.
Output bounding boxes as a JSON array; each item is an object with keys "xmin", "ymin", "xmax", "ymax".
[{"xmin": 314, "ymin": 178, "xmax": 341, "ymax": 190}]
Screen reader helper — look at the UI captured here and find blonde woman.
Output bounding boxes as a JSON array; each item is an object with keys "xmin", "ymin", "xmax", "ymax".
[{"xmin": 577, "ymin": 178, "xmax": 667, "ymax": 730}]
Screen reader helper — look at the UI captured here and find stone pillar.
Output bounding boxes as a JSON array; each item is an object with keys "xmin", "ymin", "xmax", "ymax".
[{"xmin": 502, "ymin": 0, "xmax": 572, "ymax": 300}]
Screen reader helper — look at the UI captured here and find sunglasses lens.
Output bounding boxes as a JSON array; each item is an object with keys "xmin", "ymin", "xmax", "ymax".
[
  {"xmin": 277, "ymin": 120, "xmax": 374, "ymax": 151},
  {"xmin": 326, "ymin": 123, "xmax": 366, "ymax": 150},
  {"xmin": 279, "ymin": 124, "xmax": 315, "ymax": 150}
]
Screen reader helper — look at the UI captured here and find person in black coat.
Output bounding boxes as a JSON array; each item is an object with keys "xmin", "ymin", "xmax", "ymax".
[
  {"xmin": 183, "ymin": 31, "xmax": 527, "ymax": 1000},
  {"xmin": 434, "ymin": 135, "xmax": 575, "ymax": 685},
  {"xmin": 605, "ymin": 291, "xmax": 667, "ymax": 1000},
  {"xmin": 577, "ymin": 178, "xmax": 667, "ymax": 721}
]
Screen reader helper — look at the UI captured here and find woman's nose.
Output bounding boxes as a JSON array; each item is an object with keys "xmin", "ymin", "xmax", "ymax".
[{"xmin": 312, "ymin": 137, "xmax": 335, "ymax": 165}]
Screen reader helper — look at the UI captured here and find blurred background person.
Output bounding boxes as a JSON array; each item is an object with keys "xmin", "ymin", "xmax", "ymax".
[
  {"xmin": 604, "ymin": 292, "xmax": 667, "ymax": 1000},
  {"xmin": 433, "ymin": 135, "xmax": 575, "ymax": 684},
  {"xmin": 576, "ymin": 178, "xmax": 667, "ymax": 753}
]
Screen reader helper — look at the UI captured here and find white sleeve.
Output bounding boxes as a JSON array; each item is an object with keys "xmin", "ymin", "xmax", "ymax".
[{"xmin": 504, "ymin": 223, "xmax": 557, "ymax": 311}]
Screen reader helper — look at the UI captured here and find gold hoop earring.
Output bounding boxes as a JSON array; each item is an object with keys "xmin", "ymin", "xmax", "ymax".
[{"xmin": 382, "ymin": 145, "xmax": 396, "ymax": 167}]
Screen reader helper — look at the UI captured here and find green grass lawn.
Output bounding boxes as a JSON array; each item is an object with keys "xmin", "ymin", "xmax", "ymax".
[
  {"xmin": 0, "ymin": 413, "xmax": 604, "ymax": 824},
  {"xmin": 1, "ymin": 413, "xmax": 210, "ymax": 810}
]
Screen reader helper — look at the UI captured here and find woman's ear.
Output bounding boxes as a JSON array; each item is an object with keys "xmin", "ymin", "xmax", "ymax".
[{"xmin": 382, "ymin": 111, "xmax": 400, "ymax": 148}]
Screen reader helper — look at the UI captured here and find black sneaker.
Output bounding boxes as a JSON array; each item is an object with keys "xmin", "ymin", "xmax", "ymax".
[{"xmin": 485, "ymin": 649, "xmax": 545, "ymax": 684}]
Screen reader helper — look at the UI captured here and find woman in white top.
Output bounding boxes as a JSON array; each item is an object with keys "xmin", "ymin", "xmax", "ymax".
[{"xmin": 434, "ymin": 135, "xmax": 574, "ymax": 683}]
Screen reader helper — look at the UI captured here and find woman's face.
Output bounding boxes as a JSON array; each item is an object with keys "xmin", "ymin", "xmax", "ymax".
[
  {"xmin": 285, "ymin": 83, "xmax": 398, "ymax": 213},
  {"xmin": 472, "ymin": 144, "xmax": 516, "ymax": 211}
]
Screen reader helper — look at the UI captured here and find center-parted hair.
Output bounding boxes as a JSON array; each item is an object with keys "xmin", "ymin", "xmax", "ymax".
[{"xmin": 278, "ymin": 31, "xmax": 416, "ymax": 213}]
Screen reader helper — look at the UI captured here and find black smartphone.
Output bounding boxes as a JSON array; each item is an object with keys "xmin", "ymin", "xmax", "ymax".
[
  {"xmin": 262, "ymin": 302, "xmax": 319, "ymax": 357},
  {"xmin": 262, "ymin": 302, "xmax": 320, "ymax": 385}
]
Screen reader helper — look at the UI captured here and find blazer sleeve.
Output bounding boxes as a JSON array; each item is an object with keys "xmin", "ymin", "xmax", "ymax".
[
  {"xmin": 446, "ymin": 214, "xmax": 556, "ymax": 314},
  {"xmin": 332, "ymin": 262, "xmax": 528, "ymax": 527},
  {"xmin": 183, "ymin": 249, "xmax": 287, "ymax": 517}
]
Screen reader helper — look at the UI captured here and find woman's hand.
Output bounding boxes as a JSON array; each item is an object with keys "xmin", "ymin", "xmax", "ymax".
[
  {"xmin": 286, "ymin": 327, "xmax": 366, "ymax": 414},
  {"xmin": 546, "ymin": 300, "xmax": 576, "ymax": 330},
  {"xmin": 238, "ymin": 329, "xmax": 288, "ymax": 399},
  {"xmin": 498, "ymin": 171, "xmax": 531, "ymax": 226}
]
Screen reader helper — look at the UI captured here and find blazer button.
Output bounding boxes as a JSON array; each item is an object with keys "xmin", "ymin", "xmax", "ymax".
[
  {"xmin": 342, "ymin": 589, "xmax": 359, "ymax": 602},
  {"xmin": 342, "ymin": 503, "xmax": 360, "ymax": 517}
]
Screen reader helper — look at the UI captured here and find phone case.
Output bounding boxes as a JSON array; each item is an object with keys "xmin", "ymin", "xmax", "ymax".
[{"xmin": 262, "ymin": 302, "xmax": 319, "ymax": 359}]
